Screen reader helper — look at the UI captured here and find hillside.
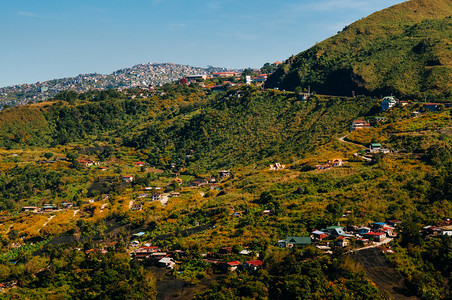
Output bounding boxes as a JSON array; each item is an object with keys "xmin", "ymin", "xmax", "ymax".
[
  {"xmin": 266, "ymin": 0, "xmax": 452, "ymax": 100},
  {"xmin": 0, "ymin": 85, "xmax": 379, "ymax": 172},
  {"xmin": 0, "ymin": 81, "xmax": 450, "ymax": 298}
]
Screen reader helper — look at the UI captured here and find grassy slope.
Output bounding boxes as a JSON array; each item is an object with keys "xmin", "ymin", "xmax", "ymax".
[
  {"xmin": 0, "ymin": 89, "xmax": 450, "ymax": 298},
  {"xmin": 127, "ymin": 88, "xmax": 379, "ymax": 172},
  {"xmin": 0, "ymin": 103, "xmax": 54, "ymax": 147},
  {"xmin": 266, "ymin": 0, "xmax": 452, "ymax": 99}
]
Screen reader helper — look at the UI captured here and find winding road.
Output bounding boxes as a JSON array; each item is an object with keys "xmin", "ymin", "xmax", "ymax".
[
  {"xmin": 338, "ymin": 135, "xmax": 372, "ymax": 161},
  {"xmin": 338, "ymin": 135, "xmax": 367, "ymax": 148}
]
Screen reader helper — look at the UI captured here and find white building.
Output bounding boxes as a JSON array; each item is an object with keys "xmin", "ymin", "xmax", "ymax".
[{"xmin": 381, "ymin": 96, "xmax": 397, "ymax": 111}]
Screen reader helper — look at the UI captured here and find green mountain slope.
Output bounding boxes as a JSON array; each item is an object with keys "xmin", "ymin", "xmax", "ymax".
[
  {"xmin": 123, "ymin": 88, "xmax": 379, "ymax": 171},
  {"xmin": 0, "ymin": 86, "xmax": 379, "ymax": 171},
  {"xmin": 266, "ymin": 0, "xmax": 452, "ymax": 99},
  {"xmin": 0, "ymin": 84, "xmax": 450, "ymax": 299}
]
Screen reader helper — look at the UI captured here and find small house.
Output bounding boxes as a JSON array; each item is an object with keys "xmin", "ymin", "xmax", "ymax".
[
  {"xmin": 134, "ymin": 162, "xmax": 146, "ymax": 166},
  {"xmin": 269, "ymin": 163, "xmax": 286, "ymax": 171},
  {"xmin": 21, "ymin": 206, "xmax": 39, "ymax": 213},
  {"xmin": 312, "ymin": 230, "xmax": 329, "ymax": 241},
  {"xmin": 61, "ymin": 202, "xmax": 73, "ymax": 209},
  {"xmin": 42, "ymin": 204, "xmax": 58, "ymax": 212},
  {"xmin": 151, "ymin": 193, "xmax": 161, "ymax": 201},
  {"xmin": 335, "ymin": 236, "xmax": 349, "ymax": 247},
  {"xmin": 369, "ymin": 143, "xmax": 382, "ymax": 152},
  {"xmin": 239, "ymin": 249, "xmax": 253, "ymax": 256},
  {"xmin": 158, "ymin": 257, "xmax": 176, "ymax": 269},
  {"xmin": 423, "ymin": 226, "xmax": 441, "ymax": 236},
  {"xmin": 324, "ymin": 226, "xmax": 353, "ymax": 237},
  {"xmin": 381, "ymin": 96, "xmax": 397, "ymax": 111},
  {"xmin": 330, "ymin": 159, "xmax": 343, "ymax": 167},
  {"xmin": 243, "ymin": 260, "xmax": 263, "ymax": 272},
  {"xmin": 380, "ymin": 226, "xmax": 395, "ymax": 237},
  {"xmin": 386, "ymin": 220, "xmax": 402, "ymax": 227},
  {"xmin": 139, "ymin": 246, "xmax": 160, "ymax": 253},
  {"xmin": 284, "ymin": 236, "xmax": 312, "ymax": 248},
  {"xmin": 440, "ymin": 225, "xmax": 452, "ymax": 236},
  {"xmin": 79, "ymin": 159, "xmax": 94, "ymax": 167},
  {"xmin": 134, "ymin": 246, "xmax": 160, "ymax": 258},
  {"xmin": 204, "ymin": 258, "xmax": 221, "ymax": 264},
  {"xmin": 358, "ymin": 227, "xmax": 371, "ymax": 235},
  {"xmin": 218, "ymin": 170, "xmax": 231, "ymax": 179},
  {"xmin": 364, "ymin": 232, "xmax": 386, "ymax": 242},
  {"xmin": 225, "ymin": 261, "xmax": 241, "ymax": 272},
  {"xmin": 278, "ymin": 240, "xmax": 287, "ymax": 248},
  {"xmin": 122, "ymin": 175, "xmax": 134, "ymax": 183},
  {"xmin": 131, "ymin": 204, "xmax": 142, "ymax": 211},
  {"xmin": 219, "ymin": 247, "xmax": 233, "ymax": 255},
  {"xmin": 351, "ymin": 120, "xmax": 371, "ymax": 131}
]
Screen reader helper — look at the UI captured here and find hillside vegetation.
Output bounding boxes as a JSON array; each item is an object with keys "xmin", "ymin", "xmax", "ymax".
[
  {"xmin": 266, "ymin": 0, "xmax": 452, "ymax": 100},
  {"xmin": 0, "ymin": 86, "xmax": 379, "ymax": 172},
  {"xmin": 0, "ymin": 81, "xmax": 449, "ymax": 298}
]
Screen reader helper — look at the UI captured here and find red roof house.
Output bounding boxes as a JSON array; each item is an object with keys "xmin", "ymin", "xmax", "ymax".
[
  {"xmin": 225, "ymin": 261, "xmax": 241, "ymax": 271},
  {"xmin": 244, "ymin": 260, "xmax": 263, "ymax": 272},
  {"xmin": 364, "ymin": 232, "xmax": 386, "ymax": 242}
]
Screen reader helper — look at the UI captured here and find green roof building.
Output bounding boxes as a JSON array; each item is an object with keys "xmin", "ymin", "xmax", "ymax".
[{"xmin": 285, "ymin": 236, "xmax": 312, "ymax": 248}]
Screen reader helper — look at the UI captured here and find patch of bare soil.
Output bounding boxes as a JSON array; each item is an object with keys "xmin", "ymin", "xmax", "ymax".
[
  {"xmin": 355, "ymin": 248, "xmax": 418, "ymax": 300},
  {"xmin": 152, "ymin": 266, "xmax": 220, "ymax": 300}
]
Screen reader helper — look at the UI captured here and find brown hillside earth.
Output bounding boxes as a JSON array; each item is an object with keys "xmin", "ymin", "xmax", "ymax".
[{"xmin": 355, "ymin": 248, "xmax": 419, "ymax": 300}]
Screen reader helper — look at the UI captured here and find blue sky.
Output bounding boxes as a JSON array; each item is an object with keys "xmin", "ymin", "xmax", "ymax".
[{"xmin": 0, "ymin": 0, "xmax": 405, "ymax": 87}]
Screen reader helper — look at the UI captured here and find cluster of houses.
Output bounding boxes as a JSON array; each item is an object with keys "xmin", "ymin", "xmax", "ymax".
[
  {"xmin": 125, "ymin": 219, "xmax": 402, "ymax": 275},
  {"xmin": 178, "ymin": 65, "xmax": 283, "ymax": 90},
  {"xmin": 78, "ymin": 160, "xmax": 147, "ymax": 173},
  {"xmin": 380, "ymin": 96, "xmax": 448, "ymax": 112},
  {"xmin": 78, "ymin": 159, "xmax": 100, "ymax": 167},
  {"xmin": 201, "ymin": 247, "xmax": 263, "ymax": 273},
  {"xmin": 0, "ymin": 281, "xmax": 17, "ymax": 290},
  {"xmin": 225, "ymin": 260, "xmax": 263, "ymax": 272},
  {"xmin": 315, "ymin": 159, "xmax": 343, "ymax": 171},
  {"xmin": 130, "ymin": 243, "xmax": 179, "ymax": 268},
  {"xmin": 352, "ymin": 96, "xmax": 448, "ymax": 135},
  {"xmin": 380, "ymin": 96, "xmax": 409, "ymax": 111},
  {"xmin": 269, "ymin": 163, "xmax": 286, "ymax": 171},
  {"xmin": 129, "ymin": 238, "xmax": 264, "ymax": 273},
  {"xmin": 422, "ymin": 220, "xmax": 452, "ymax": 236},
  {"xmin": 368, "ymin": 143, "xmax": 391, "ymax": 154},
  {"xmin": 21, "ymin": 203, "xmax": 67, "ymax": 213},
  {"xmin": 278, "ymin": 221, "xmax": 401, "ymax": 250},
  {"xmin": 381, "ymin": 96, "xmax": 399, "ymax": 111}
]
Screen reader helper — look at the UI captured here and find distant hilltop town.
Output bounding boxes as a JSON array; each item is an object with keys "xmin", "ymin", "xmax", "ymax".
[{"xmin": 0, "ymin": 63, "xmax": 241, "ymax": 109}]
